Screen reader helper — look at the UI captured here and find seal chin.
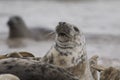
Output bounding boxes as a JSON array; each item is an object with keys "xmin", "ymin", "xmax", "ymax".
[{"xmin": 56, "ymin": 39, "xmax": 76, "ymax": 48}]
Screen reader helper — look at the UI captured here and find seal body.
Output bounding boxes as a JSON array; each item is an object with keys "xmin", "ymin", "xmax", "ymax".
[
  {"xmin": 0, "ymin": 58, "xmax": 79, "ymax": 80},
  {"xmin": 43, "ymin": 22, "xmax": 94, "ymax": 80}
]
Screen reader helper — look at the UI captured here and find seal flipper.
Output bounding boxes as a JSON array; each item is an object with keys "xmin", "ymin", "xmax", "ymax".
[{"xmin": 89, "ymin": 55, "xmax": 99, "ymax": 80}]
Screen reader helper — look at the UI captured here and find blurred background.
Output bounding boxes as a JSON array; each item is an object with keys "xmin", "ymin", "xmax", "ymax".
[{"xmin": 0, "ymin": 0, "xmax": 120, "ymax": 68}]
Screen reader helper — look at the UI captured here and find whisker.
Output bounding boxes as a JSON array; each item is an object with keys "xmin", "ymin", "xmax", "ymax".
[{"xmin": 44, "ymin": 32, "xmax": 56, "ymax": 40}]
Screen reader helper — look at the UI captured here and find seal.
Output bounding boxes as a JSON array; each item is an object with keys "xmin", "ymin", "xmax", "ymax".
[
  {"xmin": 42, "ymin": 22, "xmax": 94, "ymax": 80},
  {"xmin": 0, "ymin": 74, "xmax": 20, "ymax": 80},
  {"xmin": 92, "ymin": 65, "xmax": 120, "ymax": 80},
  {"xmin": 100, "ymin": 67, "xmax": 120, "ymax": 80},
  {"xmin": 7, "ymin": 16, "xmax": 54, "ymax": 40},
  {"xmin": 0, "ymin": 58, "xmax": 79, "ymax": 80}
]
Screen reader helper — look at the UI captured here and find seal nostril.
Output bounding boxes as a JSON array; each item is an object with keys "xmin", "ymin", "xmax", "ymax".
[
  {"xmin": 59, "ymin": 22, "xmax": 66, "ymax": 25},
  {"xmin": 7, "ymin": 21, "xmax": 13, "ymax": 26}
]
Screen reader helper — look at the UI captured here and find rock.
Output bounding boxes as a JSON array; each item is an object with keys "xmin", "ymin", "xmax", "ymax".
[
  {"xmin": 0, "ymin": 51, "xmax": 35, "ymax": 59},
  {"xmin": 0, "ymin": 74, "xmax": 20, "ymax": 80}
]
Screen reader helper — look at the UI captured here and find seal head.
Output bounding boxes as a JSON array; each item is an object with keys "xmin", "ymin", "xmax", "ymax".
[
  {"xmin": 55, "ymin": 22, "xmax": 82, "ymax": 48},
  {"xmin": 7, "ymin": 16, "xmax": 32, "ymax": 39}
]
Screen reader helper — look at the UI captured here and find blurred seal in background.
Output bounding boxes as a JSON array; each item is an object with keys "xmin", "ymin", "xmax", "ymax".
[
  {"xmin": 7, "ymin": 16, "xmax": 54, "ymax": 40},
  {"xmin": 7, "ymin": 16, "xmax": 55, "ymax": 48}
]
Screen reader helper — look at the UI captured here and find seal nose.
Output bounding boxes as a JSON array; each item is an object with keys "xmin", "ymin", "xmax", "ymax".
[
  {"xmin": 7, "ymin": 20, "xmax": 13, "ymax": 26},
  {"xmin": 7, "ymin": 17, "xmax": 17, "ymax": 26},
  {"xmin": 56, "ymin": 22, "xmax": 71, "ymax": 35},
  {"xmin": 59, "ymin": 22, "xmax": 66, "ymax": 25}
]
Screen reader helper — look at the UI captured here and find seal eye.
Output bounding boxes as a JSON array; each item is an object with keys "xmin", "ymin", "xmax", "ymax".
[{"xmin": 73, "ymin": 27, "xmax": 79, "ymax": 32}]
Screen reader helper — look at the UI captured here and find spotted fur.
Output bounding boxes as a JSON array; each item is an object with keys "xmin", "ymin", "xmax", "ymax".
[
  {"xmin": 100, "ymin": 67, "xmax": 120, "ymax": 80},
  {"xmin": 89, "ymin": 55, "xmax": 99, "ymax": 80},
  {"xmin": 0, "ymin": 58, "xmax": 79, "ymax": 80}
]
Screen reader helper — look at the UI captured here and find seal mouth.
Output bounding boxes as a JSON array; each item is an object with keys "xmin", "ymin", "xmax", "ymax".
[
  {"xmin": 58, "ymin": 32, "xmax": 70, "ymax": 37},
  {"xmin": 57, "ymin": 32, "xmax": 71, "ymax": 42},
  {"xmin": 58, "ymin": 33, "xmax": 66, "ymax": 36}
]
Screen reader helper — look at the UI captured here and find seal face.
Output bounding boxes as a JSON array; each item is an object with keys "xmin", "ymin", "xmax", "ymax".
[{"xmin": 55, "ymin": 22, "xmax": 82, "ymax": 48}]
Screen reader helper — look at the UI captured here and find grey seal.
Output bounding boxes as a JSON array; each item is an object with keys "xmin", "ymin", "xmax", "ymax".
[
  {"xmin": 0, "ymin": 58, "xmax": 79, "ymax": 80},
  {"xmin": 42, "ymin": 22, "xmax": 95, "ymax": 80}
]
